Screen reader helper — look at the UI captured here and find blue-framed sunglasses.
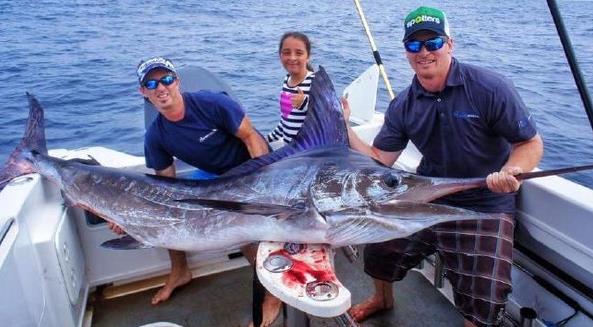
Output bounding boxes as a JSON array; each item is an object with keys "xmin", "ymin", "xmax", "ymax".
[
  {"xmin": 143, "ymin": 74, "xmax": 177, "ymax": 90},
  {"xmin": 404, "ymin": 36, "xmax": 446, "ymax": 53}
]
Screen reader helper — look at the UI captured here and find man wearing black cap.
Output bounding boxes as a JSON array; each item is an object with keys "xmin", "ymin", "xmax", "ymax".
[
  {"xmin": 106, "ymin": 57, "xmax": 280, "ymax": 322},
  {"xmin": 343, "ymin": 6, "xmax": 543, "ymax": 327}
]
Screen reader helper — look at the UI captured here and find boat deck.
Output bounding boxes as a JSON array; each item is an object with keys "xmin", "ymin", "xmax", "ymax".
[{"xmin": 91, "ymin": 249, "xmax": 463, "ymax": 327}]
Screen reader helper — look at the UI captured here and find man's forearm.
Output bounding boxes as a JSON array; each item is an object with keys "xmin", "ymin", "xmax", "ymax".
[
  {"xmin": 236, "ymin": 117, "xmax": 269, "ymax": 158},
  {"xmin": 244, "ymin": 133, "xmax": 269, "ymax": 158},
  {"xmin": 503, "ymin": 134, "xmax": 544, "ymax": 172},
  {"xmin": 347, "ymin": 126, "xmax": 375, "ymax": 158},
  {"xmin": 347, "ymin": 126, "xmax": 401, "ymax": 167},
  {"xmin": 486, "ymin": 134, "xmax": 544, "ymax": 193}
]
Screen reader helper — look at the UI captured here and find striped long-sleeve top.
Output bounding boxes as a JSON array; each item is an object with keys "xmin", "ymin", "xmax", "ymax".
[{"xmin": 267, "ymin": 71, "xmax": 315, "ymax": 144}]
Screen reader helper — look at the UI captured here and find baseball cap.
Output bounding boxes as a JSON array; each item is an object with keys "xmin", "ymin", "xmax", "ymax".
[
  {"xmin": 136, "ymin": 57, "xmax": 177, "ymax": 84},
  {"xmin": 403, "ymin": 6, "xmax": 450, "ymax": 41}
]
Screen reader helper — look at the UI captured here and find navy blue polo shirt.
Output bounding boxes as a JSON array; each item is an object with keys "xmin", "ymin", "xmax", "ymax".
[
  {"xmin": 374, "ymin": 58, "xmax": 537, "ymax": 214},
  {"xmin": 145, "ymin": 91, "xmax": 251, "ymax": 175}
]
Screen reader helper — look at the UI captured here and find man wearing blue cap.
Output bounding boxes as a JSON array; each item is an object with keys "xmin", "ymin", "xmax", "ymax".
[
  {"xmin": 343, "ymin": 6, "xmax": 544, "ymax": 327},
  {"xmin": 108, "ymin": 57, "xmax": 280, "ymax": 324}
]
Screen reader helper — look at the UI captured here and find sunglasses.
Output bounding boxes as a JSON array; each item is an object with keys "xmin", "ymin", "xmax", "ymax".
[
  {"xmin": 143, "ymin": 74, "xmax": 177, "ymax": 90},
  {"xmin": 404, "ymin": 36, "xmax": 446, "ymax": 53}
]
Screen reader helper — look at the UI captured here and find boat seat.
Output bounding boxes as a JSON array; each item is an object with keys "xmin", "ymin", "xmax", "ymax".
[{"xmin": 256, "ymin": 242, "xmax": 358, "ymax": 326}]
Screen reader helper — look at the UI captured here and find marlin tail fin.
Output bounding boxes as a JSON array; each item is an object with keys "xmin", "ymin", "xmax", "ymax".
[{"xmin": 0, "ymin": 93, "xmax": 48, "ymax": 191}]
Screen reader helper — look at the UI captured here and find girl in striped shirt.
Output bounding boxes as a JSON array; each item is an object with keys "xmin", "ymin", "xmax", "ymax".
[{"xmin": 267, "ymin": 32, "xmax": 315, "ymax": 144}]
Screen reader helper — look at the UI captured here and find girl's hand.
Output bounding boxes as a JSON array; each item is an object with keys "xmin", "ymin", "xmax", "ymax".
[{"xmin": 292, "ymin": 87, "xmax": 306, "ymax": 109}]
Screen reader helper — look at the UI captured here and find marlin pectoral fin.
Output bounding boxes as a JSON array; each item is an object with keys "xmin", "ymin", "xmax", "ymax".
[
  {"xmin": 66, "ymin": 156, "xmax": 101, "ymax": 166},
  {"xmin": 101, "ymin": 235, "xmax": 153, "ymax": 250},
  {"xmin": 174, "ymin": 198, "xmax": 306, "ymax": 219},
  {"xmin": 325, "ymin": 201, "xmax": 502, "ymax": 246}
]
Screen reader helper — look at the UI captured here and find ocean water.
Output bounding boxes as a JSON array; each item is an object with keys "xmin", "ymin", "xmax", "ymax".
[{"xmin": 1, "ymin": 0, "xmax": 592, "ymax": 187}]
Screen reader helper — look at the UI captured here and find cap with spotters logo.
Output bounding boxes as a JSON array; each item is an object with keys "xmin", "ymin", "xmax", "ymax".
[{"xmin": 403, "ymin": 6, "xmax": 450, "ymax": 41}]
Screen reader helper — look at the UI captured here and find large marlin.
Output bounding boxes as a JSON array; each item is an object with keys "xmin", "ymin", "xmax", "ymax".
[{"xmin": 1, "ymin": 67, "xmax": 592, "ymax": 252}]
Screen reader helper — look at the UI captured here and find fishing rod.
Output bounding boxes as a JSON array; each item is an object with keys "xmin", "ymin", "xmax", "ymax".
[
  {"xmin": 352, "ymin": 0, "xmax": 396, "ymax": 100},
  {"xmin": 461, "ymin": 164, "xmax": 593, "ymax": 189},
  {"xmin": 516, "ymin": 164, "xmax": 593, "ymax": 181},
  {"xmin": 546, "ymin": 0, "xmax": 593, "ymax": 133}
]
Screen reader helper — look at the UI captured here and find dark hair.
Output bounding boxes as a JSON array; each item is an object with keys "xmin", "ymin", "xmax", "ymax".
[{"xmin": 278, "ymin": 31, "xmax": 314, "ymax": 72}]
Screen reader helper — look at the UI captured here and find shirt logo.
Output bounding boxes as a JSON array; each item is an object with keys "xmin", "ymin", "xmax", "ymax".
[
  {"xmin": 453, "ymin": 111, "xmax": 480, "ymax": 119},
  {"xmin": 199, "ymin": 129, "xmax": 218, "ymax": 143},
  {"xmin": 517, "ymin": 114, "xmax": 533, "ymax": 129}
]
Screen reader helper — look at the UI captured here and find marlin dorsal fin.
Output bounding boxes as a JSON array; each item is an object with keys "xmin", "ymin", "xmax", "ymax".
[
  {"xmin": 223, "ymin": 66, "xmax": 348, "ymax": 178},
  {"xmin": 286, "ymin": 65, "xmax": 349, "ymax": 150}
]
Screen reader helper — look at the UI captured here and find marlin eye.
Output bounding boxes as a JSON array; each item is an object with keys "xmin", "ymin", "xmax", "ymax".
[{"xmin": 382, "ymin": 173, "xmax": 400, "ymax": 188}]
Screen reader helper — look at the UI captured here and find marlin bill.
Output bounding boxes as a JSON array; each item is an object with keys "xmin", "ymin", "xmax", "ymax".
[{"xmin": 2, "ymin": 67, "xmax": 592, "ymax": 252}]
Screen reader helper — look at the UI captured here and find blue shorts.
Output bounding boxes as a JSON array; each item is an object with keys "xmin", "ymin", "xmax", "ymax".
[{"xmin": 188, "ymin": 169, "xmax": 218, "ymax": 180}]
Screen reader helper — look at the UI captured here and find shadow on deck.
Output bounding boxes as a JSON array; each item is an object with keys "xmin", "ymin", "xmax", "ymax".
[{"xmin": 91, "ymin": 249, "xmax": 463, "ymax": 327}]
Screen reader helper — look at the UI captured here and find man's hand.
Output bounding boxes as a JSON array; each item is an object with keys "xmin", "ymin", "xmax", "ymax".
[
  {"xmin": 486, "ymin": 166, "xmax": 523, "ymax": 193},
  {"xmin": 341, "ymin": 96, "xmax": 351, "ymax": 123},
  {"xmin": 291, "ymin": 87, "xmax": 305, "ymax": 109},
  {"xmin": 488, "ymin": 134, "xmax": 543, "ymax": 193},
  {"xmin": 107, "ymin": 221, "xmax": 126, "ymax": 235}
]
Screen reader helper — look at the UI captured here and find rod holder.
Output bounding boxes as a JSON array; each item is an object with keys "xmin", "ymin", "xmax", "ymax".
[
  {"xmin": 519, "ymin": 307, "xmax": 537, "ymax": 327},
  {"xmin": 433, "ymin": 254, "xmax": 445, "ymax": 289},
  {"xmin": 285, "ymin": 305, "xmax": 310, "ymax": 327},
  {"xmin": 341, "ymin": 245, "xmax": 359, "ymax": 263},
  {"xmin": 334, "ymin": 312, "xmax": 360, "ymax": 327},
  {"xmin": 416, "ymin": 259, "xmax": 425, "ymax": 270}
]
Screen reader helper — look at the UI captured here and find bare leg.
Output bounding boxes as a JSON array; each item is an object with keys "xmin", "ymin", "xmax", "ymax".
[
  {"xmin": 151, "ymin": 250, "xmax": 192, "ymax": 305},
  {"xmin": 348, "ymin": 278, "xmax": 394, "ymax": 322},
  {"xmin": 463, "ymin": 319, "xmax": 477, "ymax": 327},
  {"xmin": 242, "ymin": 243, "xmax": 283, "ymax": 327},
  {"xmin": 241, "ymin": 243, "xmax": 258, "ymax": 266},
  {"xmin": 259, "ymin": 294, "xmax": 282, "ymax": 327}
]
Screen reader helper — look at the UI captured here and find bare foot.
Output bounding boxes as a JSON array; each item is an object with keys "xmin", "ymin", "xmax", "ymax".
[
  {"xmin": 150, "ymin": 267, "xmax": 192, "ymax": 305},
  {"xmin": 260, "ymin": 293, "xmax": 282, "ymax": 327},
  {"xmin": 248, "ymin": 293, "xmax": 282, "ymax": 327},
  {"xmin": 348, "ymin": 295, "xmax": 393, "ymax": 322}
]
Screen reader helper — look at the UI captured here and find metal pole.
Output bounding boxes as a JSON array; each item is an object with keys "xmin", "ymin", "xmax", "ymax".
[
  {"xmin": 546, "ymin": 0, "xmax": 593, "ymax": 133},
  {"xmin": 341, "ymin": 245, "xmax": 359, "ymax": 263},
  {"xmin": 353, "ymin": 0, "xmax": 396, "ymax": 100},
  {"xmin": 433, "ymin": 254, "xmax": 445, "ymax": 289},
  {"xmin": 334, "ymin": 312, "xmax": 361, "ymax": 327}
]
